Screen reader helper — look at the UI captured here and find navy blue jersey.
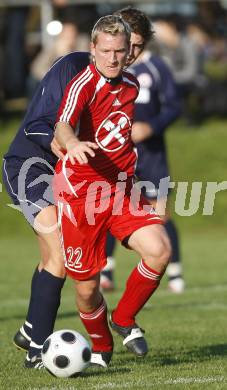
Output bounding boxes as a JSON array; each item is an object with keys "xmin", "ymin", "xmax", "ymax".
[
  {"xmin": 4, "ymin": 51, "xmax": 90, "ymax": 166},
  {"xmin": 131, "ymin": 52, "xmax": 181, "ymax": 188}
]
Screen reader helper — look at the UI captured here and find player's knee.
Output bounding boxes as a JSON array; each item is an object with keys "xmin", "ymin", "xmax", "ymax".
[
  {"xmin": 144, "ymin": 235, "xmax": 171, "ymax": 270},
  {"xmin": 76, "ymin": 283, "xmax": 100, "ymax": 308},
  {"xmin": 45, "ymin": 253, "xmax": 66, "ymax": 277},
  {"xmin": 159, "ymin": 238, "xmax": 171, "ymax": 267},
  {"xmin": 156, "ymin": 240, "xmax": 171, "ymax": 265},
  {"xmin": 75, "ymin": 273, "xmax": 101, "ymax": 311}
]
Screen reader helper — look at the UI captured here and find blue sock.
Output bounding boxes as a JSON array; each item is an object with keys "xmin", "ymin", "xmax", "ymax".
[
  {"xmin": 28, "ymin": 269, "xmax": 65, "ymax": 358},
  {"xmin": 164, "ymin": 219, "xmax": 180, "ymax": 263},
  {"xmin": 21, "ymin": 266, "xmax": 39, "ymax": 340},
  {"xmin": 106, "ymin": 232, "xmax": 116, "ymax": 257}
]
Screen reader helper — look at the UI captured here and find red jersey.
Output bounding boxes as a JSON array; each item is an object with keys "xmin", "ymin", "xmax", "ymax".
[{"xmin": 55, "ymin": 63, "xmax": 139, "ymax": 200}]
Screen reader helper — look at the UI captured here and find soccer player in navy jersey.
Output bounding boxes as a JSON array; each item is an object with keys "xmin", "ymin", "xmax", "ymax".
[
  {"xmin": 101, "ymin": 8, "xmax": 184, "ymax": 294},
  {"xmin": 3, "ymin": 51, "xmax": 91, "ymax": 368},
  {"xmin": 2, "ymin": 8, "xmax": 169, "ymax": 369},
  {"xmin": 131, "ymin": 52, "xmax": 184, "ymax": 293},
  {"xmin": 54, "ymin": 14, "xmax": 170, "ymax": 368}
]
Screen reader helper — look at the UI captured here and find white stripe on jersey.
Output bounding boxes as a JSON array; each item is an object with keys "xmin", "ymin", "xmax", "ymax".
[
  {"xmin": 89, "ymin": 76, "xmax": 106, "ymax": 105},
  {"xmin": 60, "ymin": 67, "xmax": 91, "ymax": 122},
  {"xmin": 60, "ymin": 67, "xmax": 93, "ymax": 123},
  {"xmin": 122, "ymin": 75, "xmax": 139, "ymax": 91},
  {"xmin": 66, "ymin": 71, "xmax": 94, "ymax": 122}
]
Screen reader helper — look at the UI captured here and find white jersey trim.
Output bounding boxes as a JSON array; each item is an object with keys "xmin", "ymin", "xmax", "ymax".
[
  {"xmin": 60, "ymin": 67, "xmax": 93, "ymax": 123},
  {"xmin": 89, "ymin": 75, "xmax": 106, "ymax": 105}
]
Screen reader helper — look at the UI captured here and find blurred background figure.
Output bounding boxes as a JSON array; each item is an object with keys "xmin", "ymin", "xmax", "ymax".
[
  {"xmin": 2, "ymin": 6, "xmax": 29, "ymax": 110},
  {"xmin": 185, "ymin": 19, "xmax": 227, "ymax": 122},
  {"xmin": 153, "ymin": 17, "xmax": 199, "ymax": 93},
  {"xmin": 27, "ymin": 21, "xmax": 89, "ymax": 98},
  {"xmin": 0, "ymin": 7, "xmax": 5, "ymax": 115},
  {"xmin": 153, "ymin": 17, "xmax": 200, "ymax": 123},
  {"xmin": 199, "ymin": 33, "xmax": 227, "ymax": 119}
]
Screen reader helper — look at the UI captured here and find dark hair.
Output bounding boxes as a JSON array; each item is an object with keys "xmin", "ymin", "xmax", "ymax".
[{"xmin": 115, "ymin": 7, "xmax": 154, "ymax": 45}]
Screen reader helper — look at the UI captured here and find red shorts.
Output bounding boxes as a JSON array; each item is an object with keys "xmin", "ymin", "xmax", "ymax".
[{"xmin": 58, "ymin": 193, "xmax": 163, "ymax": 280}]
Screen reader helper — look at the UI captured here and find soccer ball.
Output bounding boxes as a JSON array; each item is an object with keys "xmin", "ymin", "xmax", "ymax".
[{"xmin": 41, "ymin": 329, "xmax": 91, "ymax": 377}]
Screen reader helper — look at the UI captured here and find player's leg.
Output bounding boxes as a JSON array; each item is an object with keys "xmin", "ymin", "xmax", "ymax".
[
  {"xmin": 100, "ymin": 232, "xmax": 116, "ymax": 291},
  {"xmin": 20, "ymin": 232, "xmax": 53, "ymax": 344},
  {"xmin": 135, "ymin": 142, "xmax": 184, "ymax": 292},
  {"xmin": 110, "ymin": 198, "xmax": 171, "ymax": 356},
  {"xmin": 13, "ymin": 231, "xmax": 50, "ymax": 351},
  {"xmin": 13, "ymin": 265, "xmax": 40, "ymax": 351},
  {"xmin": 4, "ymin": 157, "xmax": 66, "ymax": 364},
  {"xmin": 13, "ymin": 206, "xmax": 66, "ymax": 356},
  {"xmin": 24, "ymin": 205, "xmax": 66, "ymax": 367},
  {"xmin": 111, "ymin": 224, "xmax": 170, "ymax": 356},
  {"xmin": 75, "ymin": 275, "xmax": 113, "ymax": 367},
  {"xmin": 59, "ymin": 210, "xmax": 114, "ymax": 368},
  {"xmin": 153, "ymin": 197, "xmax": 185, "ymax": 293},
  {"xmin": 164, "ymin": 218, "xmax": 184, "ymax": 292},
  {"xmin": 2, "ymin": 158, "xmax": 44, "ymax": 352}
]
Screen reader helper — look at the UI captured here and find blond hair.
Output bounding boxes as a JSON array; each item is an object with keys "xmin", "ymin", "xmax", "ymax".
[{"xmin": 91, "ymin": 15, "xmax": 131, "ymax": 46}]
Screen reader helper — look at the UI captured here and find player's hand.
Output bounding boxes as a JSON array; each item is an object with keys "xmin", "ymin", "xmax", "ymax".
[
  {"xmin": 131, "ymin": 122, "xmax": 153, "ymax": 143},
  {"xmin": 51, "ymin": 137, "xmax": 65, "ymax": 160},
  {"xmin": 66, "ymin": 139, "xmax": 98, "ymax": 165}
]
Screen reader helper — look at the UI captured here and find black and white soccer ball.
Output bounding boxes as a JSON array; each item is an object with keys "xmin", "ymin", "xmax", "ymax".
[{"xmin": 41, "ymin": 329, "xmax": 91, "ymax": 377}]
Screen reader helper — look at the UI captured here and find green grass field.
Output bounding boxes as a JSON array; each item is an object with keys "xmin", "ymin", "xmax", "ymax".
[{"xmin": 1, "ymin": 117, "xmax": 227, "ymax": 389}]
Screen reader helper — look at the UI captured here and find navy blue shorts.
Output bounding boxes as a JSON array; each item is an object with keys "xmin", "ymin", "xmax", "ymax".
[
  {"xmin": 135, "ymin": 148, "xmax": 169, "ymax": 200},
  {"xmin": 2, "ymin": 156, "xmax": 55, "ymax": 226}
]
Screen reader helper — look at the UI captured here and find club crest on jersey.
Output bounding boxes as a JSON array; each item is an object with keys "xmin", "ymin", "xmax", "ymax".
[{"xmin": 95, "ymin": 111, "xmax": 131, "ymax": 152}]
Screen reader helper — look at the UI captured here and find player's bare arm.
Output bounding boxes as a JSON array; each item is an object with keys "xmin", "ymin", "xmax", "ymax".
[
  {"xmin": 50, "ymin": 137, "xmax": 65, "ymax": 160},
  {"xmin": 131, "ymin": 122, "xmax": 153, "ymax": 143},
  {"xmin": 55, "ymin": 121, "xmax": 98, "ymax": 165}
]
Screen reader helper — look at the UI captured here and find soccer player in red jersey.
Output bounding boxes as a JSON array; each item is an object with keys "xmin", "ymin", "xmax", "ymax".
[
  {"xmin": 10, "ymin": 8, "xmax": 170, "ymax": 369},
  {"xmin": 54, "ymin": 15, "xmax": 171, "ymax": 367}
]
